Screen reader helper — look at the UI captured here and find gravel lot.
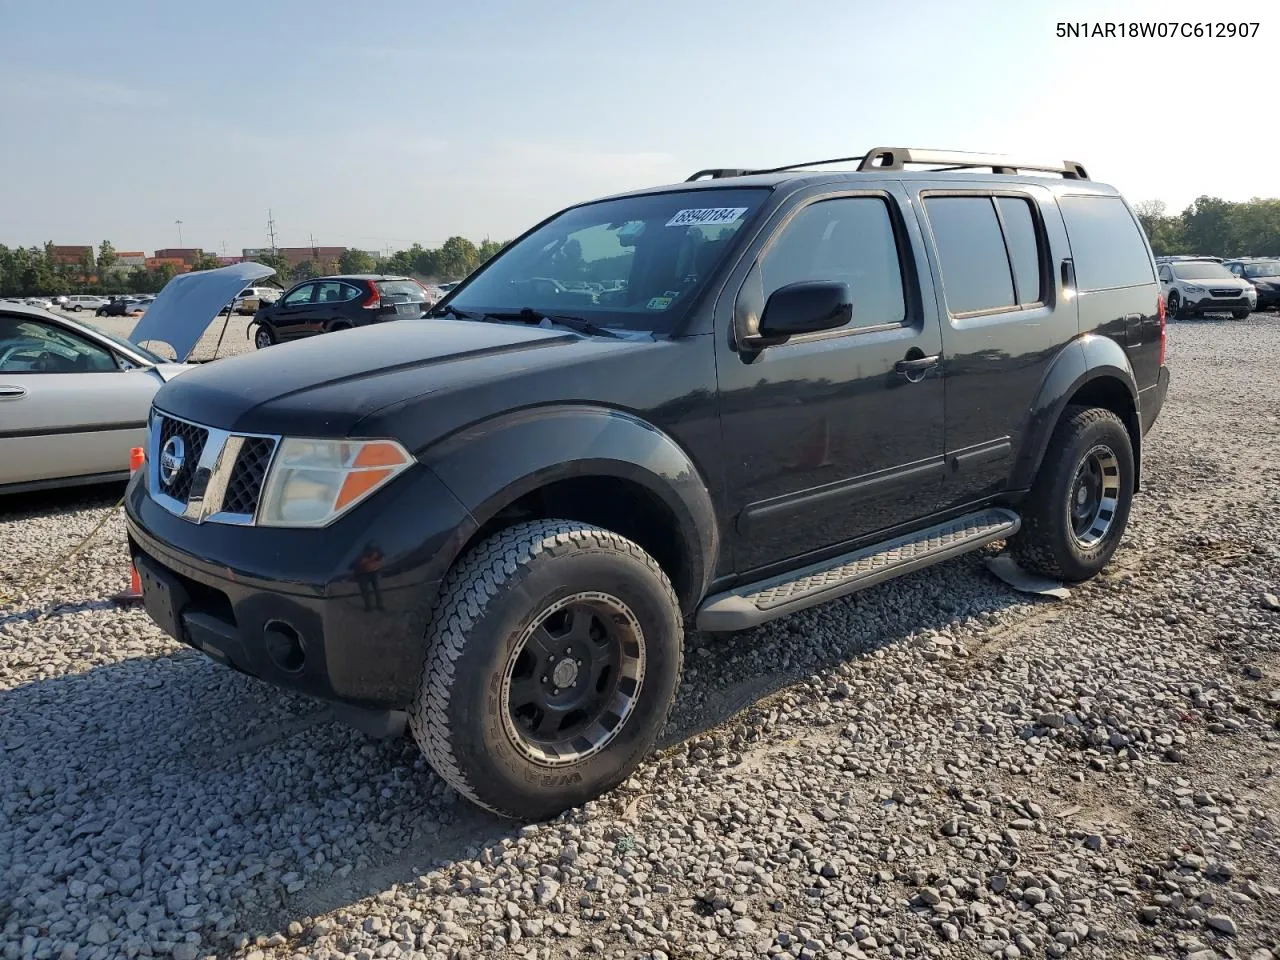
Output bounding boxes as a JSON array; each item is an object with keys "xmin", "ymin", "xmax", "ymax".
[{"xmin": 2, "ymin": 315, "xmax": 1279, "ymax": 960}]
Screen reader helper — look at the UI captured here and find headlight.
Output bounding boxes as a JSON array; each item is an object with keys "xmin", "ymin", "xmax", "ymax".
[
  {"xmin": 1183, "ymin": 284, "xmax": 1205, "ymax": 293},
  {"xmin": 258, "ymin": 438, "xmax": 412, "ymax": 527}
]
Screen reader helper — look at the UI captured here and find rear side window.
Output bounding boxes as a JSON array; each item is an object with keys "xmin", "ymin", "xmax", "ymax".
[
  {"xmin": 924, "ymin": 195, "xmax": 1047, "ymax": 315},
  {"xmin": 761, "ymin": 196, "xmax": 907, "ymax": 328},
  {"xmin": 925, "ymin": 197, "xmax": 1015, "ymax": 314},
  {"xmin": 1058, "ymin": 195, "xmax": 1154, "ymax": 291}
]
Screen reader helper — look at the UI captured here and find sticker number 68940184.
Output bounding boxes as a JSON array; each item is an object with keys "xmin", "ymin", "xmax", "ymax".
[{"xmin": 665, "ymin": 207, "xmax": 748, "ymax": 228}]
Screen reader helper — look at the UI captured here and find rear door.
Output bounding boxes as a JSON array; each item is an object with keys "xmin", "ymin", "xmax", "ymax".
[
  {"xmin": 907, "ymin": 184, "xmax": 1077, "ymax": 509},
  {"xmin": 269, "ymin": 282, "xmax": 319, "ymax": 339},
  {"xmin": 0, "ymin": 313, "xmax": 156, "ymax": 486}
]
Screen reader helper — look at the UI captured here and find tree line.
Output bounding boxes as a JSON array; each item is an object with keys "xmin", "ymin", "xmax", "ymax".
[
  {"xmin": 0, "ymin": 235, "xmax": 508, "ymax": 299},
  {"xmin": 1135, "ymin": 196, "xmax": 1280, "ymax": 258}
]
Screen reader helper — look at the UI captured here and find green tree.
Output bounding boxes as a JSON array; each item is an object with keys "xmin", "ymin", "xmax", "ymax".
[
  {"xmin": 383, "ymin": 248, "xmax": 416, "ymax": 275},
  {"xmin": 476, "ymin": 238, "xmax": 506, "ymax": 266},
  {"xmin": 339, "ymin": 248, "xmax": 376, "ymax": 273},
  {"xmin": 127, "ymin": 267, "xmax": 152, "ymax": 294},
  {"xmin": 437, "ymin": 235, "xmax": 479, "ymax": 279},
  {"xmin": 250, "ymin": 252, "xmax": 294, "ymax": 285},
  {"xmin": 189, "ymin": 252, "xmax": 223, "ymax": 271},
  {"xmin": 292, "ymin": 259, "xmax": 321, "ymax": 281},
  {"xmin": 412, "ymin": 246, "xmax": 440, "ymax": 278},
  {"xmin": 96, "ymin": 240, "xmax": 117, "ymax": 279},
  {"xmin": 151, "ymin": 262, "xmax": 178, "ymax": 290}
]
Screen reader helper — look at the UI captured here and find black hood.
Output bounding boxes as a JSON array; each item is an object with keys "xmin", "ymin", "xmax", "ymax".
[{"xmin": 153, "ymin": 318, "xmax": 586, "ymax": 436}]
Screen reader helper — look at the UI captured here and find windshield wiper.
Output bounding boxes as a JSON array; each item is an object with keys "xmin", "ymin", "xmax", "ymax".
[
  {"xmin": 483, "ymin": 307, "xmax": 620, "ymax": 339},
  {"xmin": 428, "ymin": 303, "xmax": 484, "ymax": 321}
]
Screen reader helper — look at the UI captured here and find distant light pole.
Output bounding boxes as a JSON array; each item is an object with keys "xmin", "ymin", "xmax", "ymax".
[{"xmin": 175, "ymin": 219, "xmax": 184, "ymax": 246}]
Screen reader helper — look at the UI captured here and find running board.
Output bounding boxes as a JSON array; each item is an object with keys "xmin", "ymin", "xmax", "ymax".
[{"xmin": 696, "ymin": 508, "xmax": 1021, "ymax": 631}]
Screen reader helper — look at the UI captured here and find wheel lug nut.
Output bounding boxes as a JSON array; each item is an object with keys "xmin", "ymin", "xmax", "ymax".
[
  {"xmin": 541, "ymin": 676, "xmax": 548, "ymax": 683},
  {"xmin": 576, "ymin": 659, "xmax": 583, "ymax": 666},
  {"xmin": 552, "ymin": 688, "xmax": 560, "ymax": 695},
  {"xmin": 566, "ymin": 647, "xmax": 572, "ymax": 654}
]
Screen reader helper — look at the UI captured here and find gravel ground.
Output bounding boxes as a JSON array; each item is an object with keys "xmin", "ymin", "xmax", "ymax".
[{"xmin": 2, "ymin": 314, "xmax": 1279, "ymax": 960}]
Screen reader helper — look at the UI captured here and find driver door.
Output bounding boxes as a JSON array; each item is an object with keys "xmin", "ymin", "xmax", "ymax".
[{"xmin": 0, "ymin": 314, "xmax": 157, "ymax": 487}]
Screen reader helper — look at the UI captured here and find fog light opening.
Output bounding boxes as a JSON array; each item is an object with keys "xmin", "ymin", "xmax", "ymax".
[{"xmin": 263, "ymin": 620, "xmax": 305, "ymax": 673}]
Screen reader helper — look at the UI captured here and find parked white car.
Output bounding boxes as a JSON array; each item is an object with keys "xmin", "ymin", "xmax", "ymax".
[
  {"xmin": 1158, "ymin": 260, "xmax": 1257, "ymax": 319},
  {"xmin": 61, "ymin": 295, "xmax": 108, "ymax": 313},
  {"xmin": 0, "ymin": 263, "xmax": 275, "ymax": 494}
]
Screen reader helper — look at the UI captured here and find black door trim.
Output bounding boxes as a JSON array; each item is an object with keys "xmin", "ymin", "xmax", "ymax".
[
  {"xmin": 0, "ymin": 419, "xmax": 147, "ymax": 440},
  {"xmin": 738, "ymin": 456, "xmax": 948, "ymax": 534},
  {"xmin": 948, "ymin": 437, "xmax": 1012, "ymax": 473}
]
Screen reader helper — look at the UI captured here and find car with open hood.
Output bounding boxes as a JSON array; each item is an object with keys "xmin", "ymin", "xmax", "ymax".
[{"xmin": 0, "ymin": 262, "xmax": 273, "ymax": 493}]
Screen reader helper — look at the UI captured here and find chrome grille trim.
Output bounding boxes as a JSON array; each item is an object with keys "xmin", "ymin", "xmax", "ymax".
[{"xmin": 148, "ymin": 409, "xmax": 281, "ymax": 525}]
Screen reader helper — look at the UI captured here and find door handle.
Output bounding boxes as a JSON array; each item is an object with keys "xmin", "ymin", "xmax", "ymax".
[
  {"xmin": 0, "ymin": 385, "xmax": 28, "ymax": 399},
  {"xmin": 895, "ymin": 356, "xmax": 939, "ymax": 382}
]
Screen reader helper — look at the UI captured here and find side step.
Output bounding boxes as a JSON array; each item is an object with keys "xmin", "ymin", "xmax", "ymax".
[{"xmin": 695, "ymin": 508, "xmax": 1021, "ymax": 632}]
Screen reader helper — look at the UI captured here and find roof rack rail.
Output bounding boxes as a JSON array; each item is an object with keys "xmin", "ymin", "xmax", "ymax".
[
  {"xmin": 685, "ymin": 148, "xmax": 1090, "ymax": 183},
  {"xmin": 685, "ymin": 168, "xmax": 756, "ymax": 181},
  {"xmin": 857, "ymin": 147, "xmax": 1089, "ymax": 180}
]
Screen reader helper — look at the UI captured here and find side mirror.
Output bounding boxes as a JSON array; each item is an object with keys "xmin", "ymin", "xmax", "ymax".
[{"xmin": 759, "ymin": 281, "xmax": 853, "ymax": 341}]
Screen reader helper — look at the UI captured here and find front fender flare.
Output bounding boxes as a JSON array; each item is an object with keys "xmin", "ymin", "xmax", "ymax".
[
  {"xmin": 420, "ymin": 405, "xmax": 719, "ymax": 611},
  {"xmin": 1011, "ymin": 335, "xmax": 1140, "ymax": 491}
]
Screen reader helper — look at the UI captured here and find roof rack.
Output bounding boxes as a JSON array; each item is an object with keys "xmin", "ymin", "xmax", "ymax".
[{"xmin": 685, "ymin": 147, "xmax": 1089, "ymax": 182}]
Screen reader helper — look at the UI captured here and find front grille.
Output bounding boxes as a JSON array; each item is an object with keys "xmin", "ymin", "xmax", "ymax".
[
  {"xmin": 156, "ymin": 415, "xmax": 208, "ymax": 503},
  {"xmin": 1209, "ymin": 289, "xmax": 1238, "ymax": 297},
  {"xmin": 222, "ymin": 437, "xmax": 277, "ymax": 517}
]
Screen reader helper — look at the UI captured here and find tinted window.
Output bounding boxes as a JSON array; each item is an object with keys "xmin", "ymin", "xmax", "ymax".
[
  {"xmin": 444, "ymin": 188, "xmax": 766, "ymax": 333},
  {"xmin": 0, "ymin": 317, "xmax": 118, "ymax": 373},
  {"xmin": 925, "ymin": 196, "xmax": 1015, "ymax": 314},
  {"xmin": 761, "ymin": 197, "xmax": 906, "ymax": 328},
  {"xmin": 996, "ymin": 196, "xmax": 1044, "ymax": 304},
  {"xmin": 1058, "ymin": 195, "xmax": 1154, "ymax": 291},
  {"xmin": 315, "ymin": 281, "xmax": 353, "ymax": 303},
  {"xmin": 1243, "ymin": 261, "xmax": 1280, "ymax": 279},
  {"xmin": 376, "ymin": 280, "xmax": 428, "ymax": 302},
  {"xmin": 282, "ymin": 283, "xmax": 315, "ymax": 306}
]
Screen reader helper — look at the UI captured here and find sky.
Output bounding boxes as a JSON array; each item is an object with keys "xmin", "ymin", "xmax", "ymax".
[{"xmin": 0, "ymin": 0, "xmax": 1274, "ymax": 254}]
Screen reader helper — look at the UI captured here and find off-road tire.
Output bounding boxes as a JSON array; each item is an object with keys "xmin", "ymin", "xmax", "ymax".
[
  {"xmin": 1013, "ymin": 405, "xmax": 1134, "ymax": 582},
  {"xmin": 409, "ymin": 519, "xmax": 683, "ymax": 819}
]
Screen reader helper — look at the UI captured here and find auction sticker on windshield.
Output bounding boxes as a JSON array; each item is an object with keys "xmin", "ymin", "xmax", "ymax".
[{"xmin": 665, "ymin": 207, "xmax": 748, "ymax": 227}]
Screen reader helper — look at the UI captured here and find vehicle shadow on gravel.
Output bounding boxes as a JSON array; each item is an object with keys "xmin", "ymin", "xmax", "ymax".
[{"xmin": 1, "ymin": 548, "xmax": 1041, "ymax": 947}]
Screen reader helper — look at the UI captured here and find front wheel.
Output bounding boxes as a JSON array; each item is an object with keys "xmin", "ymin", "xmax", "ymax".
[
  {"xmin": 72, "ymin": 305, "xmax": 82, "ymax": 312},
  {"xmin": 1166, "ymin": 292, "xmax": 1183, "ymax": 319},
  {"xmin": 1013, "ymin": 406, "xmax": 1135, "ymax": 582},
  {"xmin": 409, "ymin": 520, "xmax": 683, "ymax": 819}
]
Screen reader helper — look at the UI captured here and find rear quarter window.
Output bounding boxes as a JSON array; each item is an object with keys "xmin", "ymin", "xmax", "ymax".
[{"xmin": 1058, "ymin": 195, "xmax": 1154, "ymax": 291}]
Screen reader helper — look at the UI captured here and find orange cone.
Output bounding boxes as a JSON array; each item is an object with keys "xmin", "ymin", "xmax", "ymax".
[{"xmin": 114, "ymin": 447, "xmax": 146, "ymax": 604}]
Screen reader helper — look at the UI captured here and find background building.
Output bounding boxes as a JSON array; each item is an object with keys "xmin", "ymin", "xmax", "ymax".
[{"xmin": 153, "ymin": 248, "xmax": 203, "ymax": 266}]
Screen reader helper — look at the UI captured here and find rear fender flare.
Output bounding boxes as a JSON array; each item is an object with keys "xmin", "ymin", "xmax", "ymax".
[
  {"xmin": 1011, "ymin": 335, "xmax": 1140, "ymax": 491},
  {"xmin": 420, "ymin": 405, "xmax": 719, "ymax": 610}
]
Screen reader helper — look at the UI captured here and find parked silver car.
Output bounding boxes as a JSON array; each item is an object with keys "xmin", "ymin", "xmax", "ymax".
[{"xmin": 0, "ymin": 263, "xmax": 274, "ymax": 494}]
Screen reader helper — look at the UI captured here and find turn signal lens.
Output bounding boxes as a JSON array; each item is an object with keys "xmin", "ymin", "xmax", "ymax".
[{"xmin": 258, "ymin": 438, "xmax": 412, "ymax": 527}]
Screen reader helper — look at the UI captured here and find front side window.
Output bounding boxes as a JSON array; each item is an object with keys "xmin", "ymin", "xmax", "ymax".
[
  {"xmin": 760, "ymin": 196, "xmax": 906, "ymax": 328},
  {"xmin": 0, "ymin": 316, "xmax": 118, "ymax": 373},
  {"xmin": 440, "ymin": 188, "xmax": 767, "ymax": 333},
  {"xmin": 282, "ymin": 283, "xmax": 316, "ymax": 306},
  {"xmin": 1058, "ymin": 195, "xmax": 1155, "ymax": 291}
]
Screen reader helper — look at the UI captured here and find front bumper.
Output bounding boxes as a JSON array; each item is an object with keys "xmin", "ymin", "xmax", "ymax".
[
  {"xmin": 1251, "ymin": 288, "xmax": 1280, "ymax": 309},
  {"xmin": 124, "ymin": 462, "xmax": 477, "ymax": 709},
  {"xmin": 1185, "ymin": 294, "xmax": 1254, "ymax": 314}
]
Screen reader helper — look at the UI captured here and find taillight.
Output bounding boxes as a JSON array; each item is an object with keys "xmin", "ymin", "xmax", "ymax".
[
  {"xmin": 361, "ymin": 284, "xmax": 381, "ymax": 310},
  {"xmin": 1157, "ymin": 293, "xmax": 1167, "ymax": 366}
]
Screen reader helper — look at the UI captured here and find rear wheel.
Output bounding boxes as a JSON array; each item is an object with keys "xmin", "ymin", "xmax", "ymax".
[
  {"xmin": 1013, "ymin": 406, "xmax": 1134, "ymax": 582},
  {"xmin": 409, "ymin": 520, "xmax": 683, "ymax": 819},
  {"xmin": 253, "ymin": 324, "xmax": 276, "ymax": 349},
  {"xmin": 72, "ymin": 304, "xmax": 82, "ymax": 312},
  {"xmin": 328, "ymin": 321, "xmax": 352, "ymax": 333}
]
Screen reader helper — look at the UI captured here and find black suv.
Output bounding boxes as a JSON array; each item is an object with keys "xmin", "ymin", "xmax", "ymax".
[
  {"xmin": 126, "ymin": 147, "xmax": 1170, "ymax": 818},
  {"xmin": 250, "ymin": 274, "xmax": 430, "ymax": 349},
  {"xmin": 1225, "ymin": 258, "xmax": 1280, "ymax": 311}
]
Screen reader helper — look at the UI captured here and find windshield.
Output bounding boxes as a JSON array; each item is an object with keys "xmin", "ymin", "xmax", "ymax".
[
  {"xmin": 1172, "ymin": 262, "xmax": 1234, "ymax": 280},
  {"xmin": 1242, "ymin": 261, "xmax": 1280, "ymax": 279},
  {"xmin": 437, "ymin": 188, "xmax": 767, "ymax": 333}
]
